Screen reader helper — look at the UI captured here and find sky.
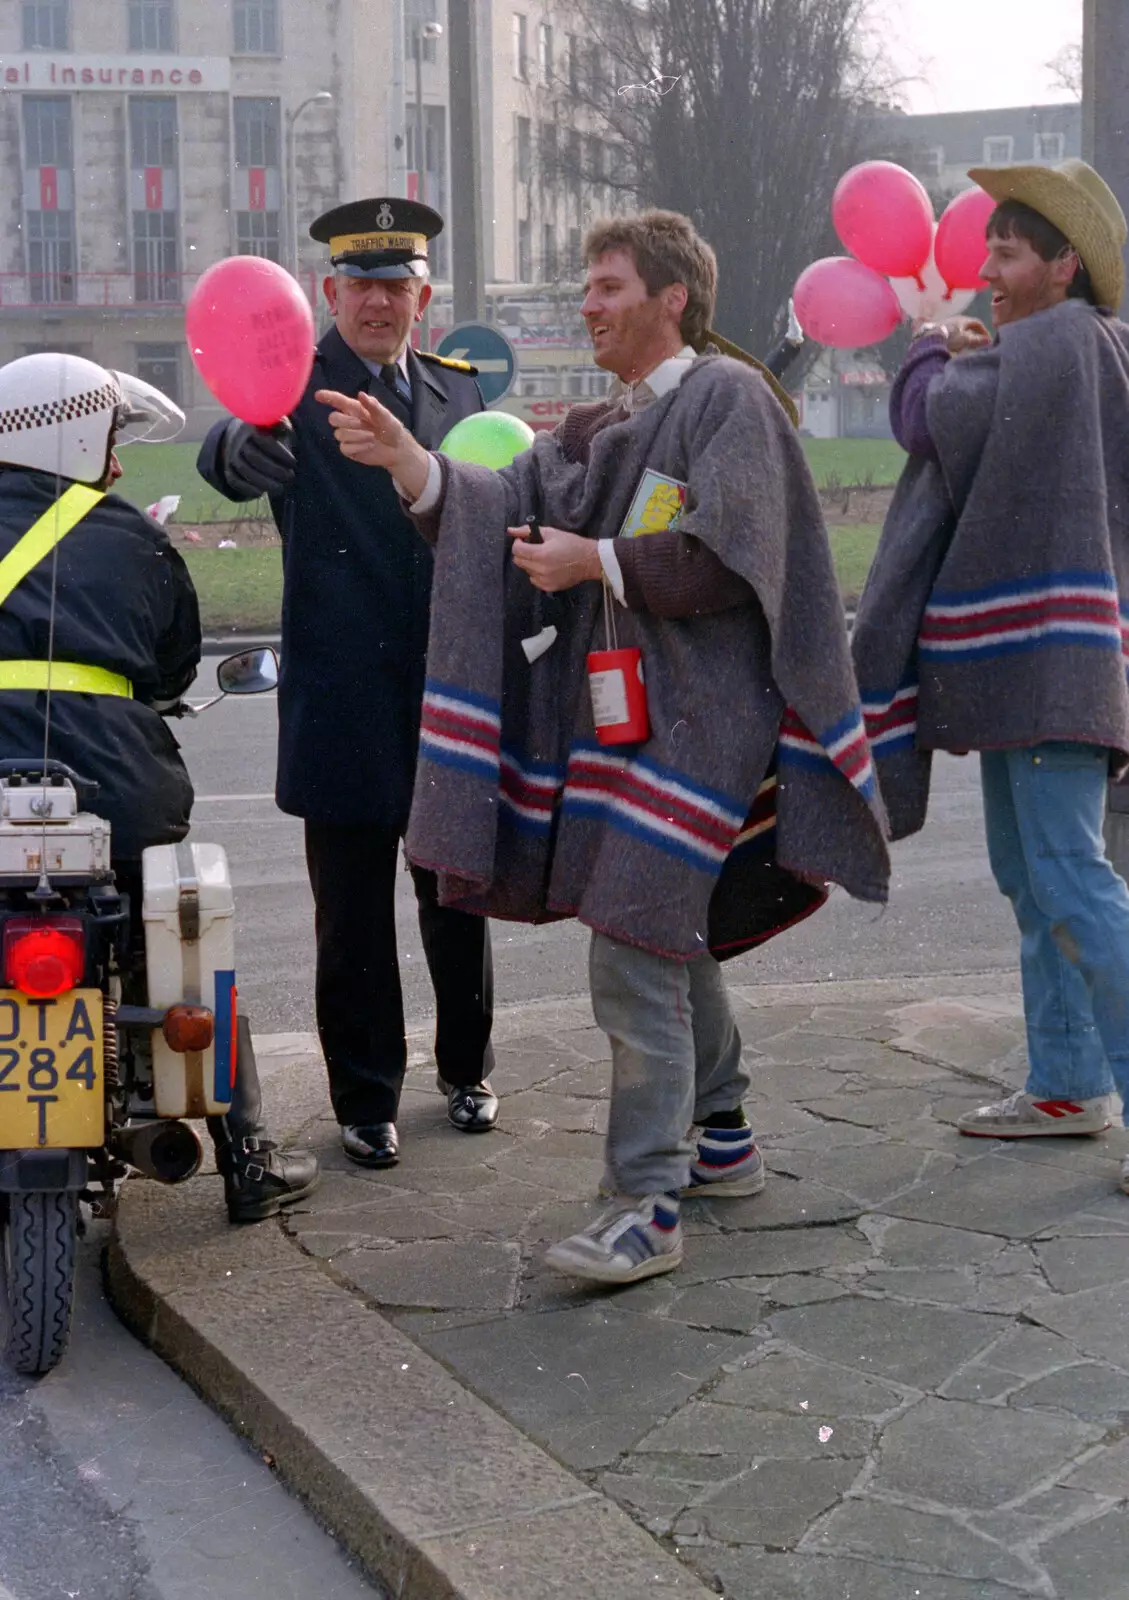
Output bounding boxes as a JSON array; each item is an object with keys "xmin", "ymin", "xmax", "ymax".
[{"xmin": 879, "ymin": 0, "xmax": 1083, "ymax": 114}]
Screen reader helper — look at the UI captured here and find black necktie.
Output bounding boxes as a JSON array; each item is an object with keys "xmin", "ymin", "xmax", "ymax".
[{"xmin": 379, "ymin": 364, "xmax": 411, "ymax": 409}]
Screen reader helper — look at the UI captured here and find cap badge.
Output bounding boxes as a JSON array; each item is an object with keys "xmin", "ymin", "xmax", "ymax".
[{"xmin": 376, "ymin": 202, "xmax": 395, "ymax": 230}]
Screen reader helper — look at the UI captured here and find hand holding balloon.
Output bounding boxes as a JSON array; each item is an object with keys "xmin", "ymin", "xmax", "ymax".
[
  {"xmin": 317, "ymin": 388, "xmax": 432, "ymax": 500},
  {"xmin": 939, "ymin": 315, "xmax": 992, "ymax": 356},
  {"xmin": 186, "ymin": 256, "xmax": 315, "ymax": 426}
]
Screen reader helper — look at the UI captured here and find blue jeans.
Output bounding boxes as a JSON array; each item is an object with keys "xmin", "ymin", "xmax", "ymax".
[
  {"xmin": 589, "ymin": 933, "xmax": 750, "ymax": 1195},
  {"xmin": 980, "ymin": 744, "xmax": 1129, "ymax": 1122}
]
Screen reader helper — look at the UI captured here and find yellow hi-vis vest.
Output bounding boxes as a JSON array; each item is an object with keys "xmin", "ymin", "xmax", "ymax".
[{"xmin": 0, "ymin": 483, "xmax": 132, "ymax": 698}]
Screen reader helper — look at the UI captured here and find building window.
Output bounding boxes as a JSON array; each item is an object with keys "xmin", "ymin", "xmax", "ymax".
[
  {"xmin": 234, "ymin": 0, "xmax": 278, "ymax": 54},
  {"xmin": 22, "ymin": 97, "xmax": 75, "ymax": 303},
  {"xmin": 515, "ymin": 116, "xmax": 531, "ymax": 185},
  {"xmin": 517, "ymin": 217, "xmax": 532, "ymax": 281},
  {"xmin": 538, "ymin": 120, "xmax": 557, "ymax": 180},
  {"xmin": 587, "ymin": 42, "xmax": 606, "ymax": 98},
  {"xmin": 129, "ymin": 98, "xmax": 179, "ymax": 300},
  {"xmin": 541, "ymin": 223, "xmax": 557, "ymax": 282},
  {"xmin": 135, "ymin": 343, "xmax": 182, "ymax": 406},
  {"xmin": 983, "ymin": 135, "xmax": 1013, "ymax": 164},
  {"xmin": 404, "ymin": 105, "xmax": 448, "ymax": 272},
  {"xmin": 920, "ymin": 146, "xmax": 944, "ymax": 181},
  {"xmin": 233, "ymin": 98, "xmax": 281, "ymax": 262},
  {"xmin": 512, "ymin": 12, "xmax": 528, "ymax": 80},
  {"xmin": 129, "ymin": 0, "xmax": 174, "ymax": 51},
  {"xmin": 568, "ymin": 34, "xmax": 581, "ymax": 95},
  {"xmin": 22, "ymin": 0, "xmax": 68, "ymax": 49},
  {"xmin": 538, "ymin": 20, "xmax": 553, "ymax": 86},
  {"xmin": 405, "ymin": 0, "xmax": 441, "ymax": 63},
  {"xmin": 1035, "ymin": 130, "xmax": 1065, "ymax": 163},
  {"xmin": 565, "ymin": 127, "xmax": 581, "ymax": 194},
  {"xmin": 567, "ymin": 225, "xmax": 581, "ymax": 275}
]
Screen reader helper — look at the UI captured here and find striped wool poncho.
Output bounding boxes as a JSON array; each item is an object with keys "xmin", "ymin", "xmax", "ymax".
[
  {"xmin": 854, "ymin": 299, "xmax": 1129, "ymax": 840},
  {"xmin": 406, "ymin": 353, "xmax": 890, "ymax": 960}
]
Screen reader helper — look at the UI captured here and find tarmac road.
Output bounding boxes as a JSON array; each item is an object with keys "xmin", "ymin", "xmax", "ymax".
[
  {"xmin": 176, "ymin": 686, "xmax": 1018, "ymax": 1037},
  {"xmin": 0, "ymin": 1223, "xmax": 385, "ymax": 1600}
]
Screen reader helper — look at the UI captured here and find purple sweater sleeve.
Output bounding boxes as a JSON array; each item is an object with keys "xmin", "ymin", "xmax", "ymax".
[{"xmin": 889, "ymin": 334, "xmax": 950, "ymax": 461}]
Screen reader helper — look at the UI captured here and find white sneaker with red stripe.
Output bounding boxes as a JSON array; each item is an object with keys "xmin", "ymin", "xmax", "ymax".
[{"xmin": 957, "ymin": 1090, "xmax": 1111, "ymax": 1138}]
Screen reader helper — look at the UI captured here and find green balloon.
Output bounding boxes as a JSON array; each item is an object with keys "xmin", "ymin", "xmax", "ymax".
[{"xmin": 439, "ymin": 410, "xmax": 535, "ymax": 468}]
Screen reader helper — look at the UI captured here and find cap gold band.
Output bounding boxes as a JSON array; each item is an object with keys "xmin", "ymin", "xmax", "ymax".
[{"xmin": 329, "ymin": 231, "xmax": 428, "ymax": 256}]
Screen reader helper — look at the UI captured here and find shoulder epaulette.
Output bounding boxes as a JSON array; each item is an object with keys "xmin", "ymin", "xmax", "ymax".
[{"xmin": 419, "ymin": 351, "xmax": 478, "ymax": 375}]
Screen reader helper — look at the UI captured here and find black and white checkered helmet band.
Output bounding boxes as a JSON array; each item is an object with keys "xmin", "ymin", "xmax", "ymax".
[{"xmin": 0, "ymin": 379, "xmax": 122, "ymax": 435}]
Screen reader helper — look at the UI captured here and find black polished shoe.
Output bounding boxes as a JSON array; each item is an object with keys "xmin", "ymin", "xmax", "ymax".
[
  {"xmin": 437, "ymin": 1075, "xmax": 499, "ymax": 1133},
  {"xmin": 219, "ymin": 1136, "xmax": 320, "ymax": 1224},
  {"xmin": 341, "ymin": 1122, "xmax": 400, "ymax": 1168}
]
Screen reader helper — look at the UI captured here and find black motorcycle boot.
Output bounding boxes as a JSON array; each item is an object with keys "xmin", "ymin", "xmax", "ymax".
[{"xmin": 207, "ymin": 1016, "xmax": 320, "ymax": 1224}]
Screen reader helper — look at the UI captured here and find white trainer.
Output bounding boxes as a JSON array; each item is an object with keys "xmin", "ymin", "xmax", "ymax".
[
  {"xmin": 957, "ymin": 1090, "xmax": 1111, "ymax": 1139},
  {"xmin": 544, "ymin": 1194, "xmax": 683, "ymax": 1284}
]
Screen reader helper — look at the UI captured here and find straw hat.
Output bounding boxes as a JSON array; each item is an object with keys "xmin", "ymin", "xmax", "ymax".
[
  {"xmin": 698, "ymin": 330, "xmax": 800, "ymax": 427},
  {"xmin": 966, "ymin": 157, "xmax": 1127, "ymax": 312}
]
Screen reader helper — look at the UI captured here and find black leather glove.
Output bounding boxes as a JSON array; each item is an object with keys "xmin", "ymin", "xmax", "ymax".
[{"xmin": 221, "ymin": 417, "xmax": 296, "ymax": 498}]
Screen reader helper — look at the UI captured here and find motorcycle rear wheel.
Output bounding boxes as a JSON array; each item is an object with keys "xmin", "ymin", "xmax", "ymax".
[{"xmin": 1, "ymin": 1190, "xmax": 78, "ymax": 1376}]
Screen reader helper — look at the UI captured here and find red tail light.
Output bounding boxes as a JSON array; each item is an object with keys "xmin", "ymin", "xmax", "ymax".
[{"xmin": 3, "ymin": 916, "xmax": 86, "ymax": 998}]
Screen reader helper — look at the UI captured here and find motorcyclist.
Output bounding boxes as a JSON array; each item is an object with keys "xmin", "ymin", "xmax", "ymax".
[{"xmin": 0, "ymin": 352, "xmax": 318, "ymax": 1223}]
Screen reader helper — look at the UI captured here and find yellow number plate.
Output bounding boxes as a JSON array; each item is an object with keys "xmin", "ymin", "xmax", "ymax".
[{"xmin": 0, "ymin": 990, "xmax": 104, "ymax": 1149}]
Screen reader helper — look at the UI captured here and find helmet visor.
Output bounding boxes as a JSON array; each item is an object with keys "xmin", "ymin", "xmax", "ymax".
[{"xmin": 111, "ymin": 371, "xmax": 186, "ymax": 444}]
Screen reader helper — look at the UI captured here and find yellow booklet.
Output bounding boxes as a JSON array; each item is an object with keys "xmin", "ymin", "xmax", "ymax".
[{"xmin": 619, "ymin": 469, "xmax": 689, "ymax": 538}]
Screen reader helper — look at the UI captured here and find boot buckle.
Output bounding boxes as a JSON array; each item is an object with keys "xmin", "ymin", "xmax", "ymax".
[{"xmin": 243, "ymin": 1161, "xmax": 266, "ymax": 1183}]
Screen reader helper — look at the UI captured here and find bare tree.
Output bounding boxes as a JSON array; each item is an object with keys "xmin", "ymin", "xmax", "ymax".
[
  {"xmin": 549, "ymin": 0, "xmax": 898, "ymax": 357},
  {"xmin": 1046, "ymin": 40, "xmax": 1083, "ymax": 99}
]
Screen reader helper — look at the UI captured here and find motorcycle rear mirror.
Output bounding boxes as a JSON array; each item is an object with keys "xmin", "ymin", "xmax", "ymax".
[{"xmin": 216, "ymin": 648, "xmax": 279, "ymax": 696}]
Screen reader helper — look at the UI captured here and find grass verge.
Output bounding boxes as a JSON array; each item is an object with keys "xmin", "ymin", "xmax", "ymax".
[
  {"xmin": 184, "ymin": 530, "xmax": 882, "ymax": 635},
  {"xmin": 828, "ymin": 525, "xmax": 881, "ymax": 607},
  {"xmin": 183, "ymin": 549, "xmax": 282, "ymax": 635},
  {"xmin": 118, "ymin": 437, "xmax": 906, "ymax": 525},
  {"xmin": 803, "ymin": 438, "xmax": 905, "ymax": 488}
]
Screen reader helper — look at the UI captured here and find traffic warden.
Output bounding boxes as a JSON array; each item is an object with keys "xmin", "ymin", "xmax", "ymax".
[
  {"xmin": 197, "ymin": 198, "xmax": 498, "ymax": 1170},
  {"xmin": 0, "ymin": 351, "xmax": 319, "ymax": 1222}
]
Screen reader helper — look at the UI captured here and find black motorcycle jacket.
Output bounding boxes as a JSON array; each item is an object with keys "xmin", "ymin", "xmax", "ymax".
[{"xmin": 0, "ymin": 468, "xmax": 200, "ymax": 860}]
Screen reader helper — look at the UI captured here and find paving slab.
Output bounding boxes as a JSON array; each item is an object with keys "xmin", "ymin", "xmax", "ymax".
[
  {"xmin": 807, "ymin": 1498, "xmax": 1037, "ymax": 1587},
  {"xmin": 869, "ymin": 1397, "xmax": 1100, "ymax": 1506},
  {"xmin": 108, "ymin": 977, "xmax": 1129, "ymax": 1600}
]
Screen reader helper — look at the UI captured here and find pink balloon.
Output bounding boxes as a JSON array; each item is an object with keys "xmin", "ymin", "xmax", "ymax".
[
  {"xmin": 186, "ymin": 256, "xmax": 315, "ymax": 426},
  {"xmin": 793, "ymin": 257, "xmax": 903, "ymax": 349},
  {"xmin": 935, "ymin": 187, "xmax": 998, "ymax": 292},
  {"xmin": 832, "ymin": 161, "xmax": 935, "ymax": 283}
]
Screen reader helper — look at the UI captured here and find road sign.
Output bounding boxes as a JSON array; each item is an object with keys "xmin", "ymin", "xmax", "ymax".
[{"xmin": 435, "ymin": 322, "xmax": 518, "ymax": 406}]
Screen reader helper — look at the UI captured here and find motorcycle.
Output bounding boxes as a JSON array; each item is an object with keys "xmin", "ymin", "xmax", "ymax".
[{"xmin": 0, "ymin": 647, "xmax": 278, "ymax": 1376}]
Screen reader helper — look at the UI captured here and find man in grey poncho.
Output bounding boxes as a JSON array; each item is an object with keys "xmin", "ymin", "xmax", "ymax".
[
  {"xmin": 854, "ymin": 158, "xmax": 1129, "ymax": 1192},
  {"xmin": 321, "ymin": 210, "xmax": 889, "ymax": 1283}
]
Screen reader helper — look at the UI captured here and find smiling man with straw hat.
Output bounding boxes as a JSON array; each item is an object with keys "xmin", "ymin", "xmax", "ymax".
[{"xmin": 853, "ymin": 156, "xmax": 1129, "ymax": 1195}]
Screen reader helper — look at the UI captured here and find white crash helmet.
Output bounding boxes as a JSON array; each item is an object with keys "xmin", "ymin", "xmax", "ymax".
[{"xmin": 0, "ymin": 352, "xmax": 184, "ymax": 486}]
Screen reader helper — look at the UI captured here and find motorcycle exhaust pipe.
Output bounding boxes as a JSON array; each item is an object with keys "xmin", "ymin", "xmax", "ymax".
[{"xmin": 110, "ymin": 1120, "xmax": 203, "ymax": 1184}]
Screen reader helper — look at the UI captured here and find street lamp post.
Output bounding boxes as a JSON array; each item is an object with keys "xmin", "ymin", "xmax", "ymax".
[
  {"xmin": 412, "ymin": 20, "xmax": 443, "ymax": 205},
  {"xmin": 285, "ymin": 91, "xmax": 334, "ymax": 278}
]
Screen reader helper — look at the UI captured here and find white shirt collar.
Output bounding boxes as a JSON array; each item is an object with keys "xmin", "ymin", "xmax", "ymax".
[
  {"xmin": 609, "ymin": 345, "xmax": 697, "ymax": 411},
  {"xmin": 362, "ymin": 349, "xmax": 411, "ymax": 382}
]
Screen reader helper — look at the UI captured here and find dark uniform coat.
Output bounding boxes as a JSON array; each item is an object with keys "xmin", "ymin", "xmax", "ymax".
[
  {"xmin": 0, "ymin": 468, "xmax": 199, "ymax": 859},
  {"xmin": 197, "ymin": 326, "xmax": 484, "ymax": 830}
]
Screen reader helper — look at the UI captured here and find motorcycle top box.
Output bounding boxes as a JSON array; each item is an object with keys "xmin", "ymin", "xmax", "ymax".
[{"xmin": 142, "ymin": 841, "xmax": 237, "ymax": 1119}]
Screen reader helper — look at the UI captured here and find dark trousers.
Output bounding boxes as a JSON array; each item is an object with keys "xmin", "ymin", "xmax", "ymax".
[{"xmin": 303, "ymin": 822, "xmax": 494, "ymax": 1126}]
